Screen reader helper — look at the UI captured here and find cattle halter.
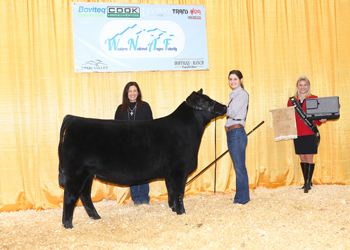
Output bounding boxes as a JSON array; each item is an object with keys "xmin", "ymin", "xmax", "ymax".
[{"xmin": 185, "ymin": 100, "xmax": 216, "ymax": 113}]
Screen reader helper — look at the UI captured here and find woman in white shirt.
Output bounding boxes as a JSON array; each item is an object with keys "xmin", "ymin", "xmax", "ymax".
[{"xmin": 225, "ymin": 70, "xmax": 250, "ymax": 204}]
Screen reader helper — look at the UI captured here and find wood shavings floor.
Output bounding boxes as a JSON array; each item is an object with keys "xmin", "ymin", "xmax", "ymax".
[{"xmin": 1, "ymin": 185, "xmax": 349, "ymax": 249}]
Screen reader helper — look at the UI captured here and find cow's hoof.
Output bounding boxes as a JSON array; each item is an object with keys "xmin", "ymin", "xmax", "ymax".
[
  {"xmin": 63, "ymin": 222, "xmax": 73, "ymax": 229},
  {"xmin": 91, "ymin": 214, "xmax": 101, "ymax": 220},
  {"xmin": 176, "ymin": 210, "xmax": 186, "ymax": 215},
  {"xmin": 88, "ymin": 212, "xmax": 101, "ymax": 220}
]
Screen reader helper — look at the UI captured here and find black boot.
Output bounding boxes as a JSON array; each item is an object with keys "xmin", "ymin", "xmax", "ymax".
[
  {"xmin": 304, "ymin": 163, "xmax": 315, "ymax": 193},
  {"xmin": 300, "ymin": 162, "xmax": 307, "ymax": 189},
  {"xmin": 301, "ymin": 162, "xmax": 313, "ymax": 189}
]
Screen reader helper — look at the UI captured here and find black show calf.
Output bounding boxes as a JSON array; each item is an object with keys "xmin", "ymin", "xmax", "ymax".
[{"xmin": 58, "ymin": 89, "xmax": 227, "ymax": 228}]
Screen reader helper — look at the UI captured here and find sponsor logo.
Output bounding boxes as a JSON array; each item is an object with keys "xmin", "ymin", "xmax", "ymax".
[
  {"xmin": 172, "ymin": 9, "xmax": 189, "ymax": 15},
  {"xmin": 190, "ymin": 8, "xmax": 201, "ymax": 15},
  {"xmin": 174, "ymin": 59, "xmax": 206, "ymax": 69},
  {"xmin": 77, "ymin": 6, "xmax": 105, "ymax": 17},
  {"xmin": 80, "ymin": 60, "xmax": 108, "ymax": 71},
  {"xmin": 107, "ymin": 6, "xmax": 140, "ymax": 18},
  {"xmin": 142, "ymin": 7, "xmax": 172, "ymax": 17},
  {"xmin": 100, "ymin": 21, "xmax": 185, "ymax": 58},
  {"xmin": 188, "ymin": 8, "xmax": 202, "ymax": 20}
]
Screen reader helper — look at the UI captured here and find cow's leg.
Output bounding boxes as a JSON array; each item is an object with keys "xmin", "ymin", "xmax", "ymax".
[
  {"xmin": 80, "ymin": 176, "xmax": 101, "ymax": 220},
  {"xmin": 165, "ymin": 178, "xmax": 175, "ymax": 211},
  {"xmin": 170, "ymin": 174, "xmax": 187, "ymax": 215},
  {"xmin": 62, "ymin": 186, "xmax": 80, "ymax": 229},
  {"xmin": 62, "ymin": 175, "xmax": 89, "ymax": 229}
]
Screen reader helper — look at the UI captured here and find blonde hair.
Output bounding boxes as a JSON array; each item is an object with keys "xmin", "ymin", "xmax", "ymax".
[{"xmin": 294, "ymin": 75, "xmax": 312, "ymax": 98}]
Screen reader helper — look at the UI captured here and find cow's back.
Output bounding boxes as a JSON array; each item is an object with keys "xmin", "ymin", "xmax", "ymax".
[{"xmin": 58, "ymin": 108, "xmax": 202, "ymax": 185}]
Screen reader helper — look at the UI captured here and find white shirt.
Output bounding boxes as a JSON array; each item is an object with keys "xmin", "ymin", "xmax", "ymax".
[{"xmin": 225, "ymin": 86, "xmax": 249, "ymax": 127}]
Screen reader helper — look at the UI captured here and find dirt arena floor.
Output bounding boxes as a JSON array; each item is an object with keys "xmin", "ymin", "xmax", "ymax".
[{"xmin": 0, "ymin": 185, "xmax": 349, "ymax": 249}]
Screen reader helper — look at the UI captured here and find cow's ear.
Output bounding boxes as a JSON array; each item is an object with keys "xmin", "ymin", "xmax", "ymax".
[
  {"xmin": 186, "ymin": 92, "xmax": 196, "ymax": 106},
  {"xmin": 197, "ymin": 89, "xmax": 203, "ymax": 94}
]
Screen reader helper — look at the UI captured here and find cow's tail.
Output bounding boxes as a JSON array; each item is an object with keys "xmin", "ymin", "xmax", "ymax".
[{"xmin": 58, "ymin": 115, "xmax": 74, "ymax": 188}]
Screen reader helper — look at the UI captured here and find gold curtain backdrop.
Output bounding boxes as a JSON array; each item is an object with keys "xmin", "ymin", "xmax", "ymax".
[{"xmin": 0, "ymin": 0, "xmax": 349, "ymax": 212}]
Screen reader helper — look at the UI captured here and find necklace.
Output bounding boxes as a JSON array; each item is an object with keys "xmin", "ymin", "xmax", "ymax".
[
  {"xmin": 128, "ymin": 103, "xmax": 137, "ymax": 121},
  {"xmin": 129, "ymin": 103, "xmax": 137, "ymax": 116}
]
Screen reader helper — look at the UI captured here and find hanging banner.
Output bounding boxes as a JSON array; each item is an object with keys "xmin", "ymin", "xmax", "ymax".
[{"xmin": 72, "ymin": 3, "xmax": 209, "ymax": 72}]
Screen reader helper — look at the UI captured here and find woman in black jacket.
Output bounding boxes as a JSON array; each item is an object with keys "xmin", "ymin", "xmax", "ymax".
[{"xmin": 114, "ymin": 81, "xmax": 153, "ymax": 205}]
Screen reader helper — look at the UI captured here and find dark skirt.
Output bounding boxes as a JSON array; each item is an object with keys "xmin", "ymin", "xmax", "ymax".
[{"xmin": 293, "ymin": 135, "xmax": 318, "ymax": 154}]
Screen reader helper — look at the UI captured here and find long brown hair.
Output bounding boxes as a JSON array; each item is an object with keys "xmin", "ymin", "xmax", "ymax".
[
  {"xmin": 120, "ymin": 81, "xmax": 145, "ymax": 114},
  {"xmin": 228, "ymin": 70, "xmax": 245, "ymax": 89}
]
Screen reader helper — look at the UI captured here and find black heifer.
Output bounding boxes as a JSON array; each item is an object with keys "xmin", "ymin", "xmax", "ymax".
[{"xmin": 58, "ymin": 89, "xmax": 227, "ymax": 228}]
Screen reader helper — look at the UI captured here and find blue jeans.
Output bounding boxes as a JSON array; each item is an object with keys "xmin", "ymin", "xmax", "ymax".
[
  {"xmin": 130, "ymin": 183, "xmax": 150, "ymax": 204},
  {"xmin": 227, "ymin": 127, "xmax": 250, "ymax": 204}
]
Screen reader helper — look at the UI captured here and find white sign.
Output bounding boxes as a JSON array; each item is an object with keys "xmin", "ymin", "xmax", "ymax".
[{"xmin": 72, "ymin": 3, "xmax": 209, "ymax": 72}]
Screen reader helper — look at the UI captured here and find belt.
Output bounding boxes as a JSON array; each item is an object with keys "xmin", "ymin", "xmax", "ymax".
[{"xmin": 225, "ymin": 124, "xmax": 243, "ymax": 132}]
